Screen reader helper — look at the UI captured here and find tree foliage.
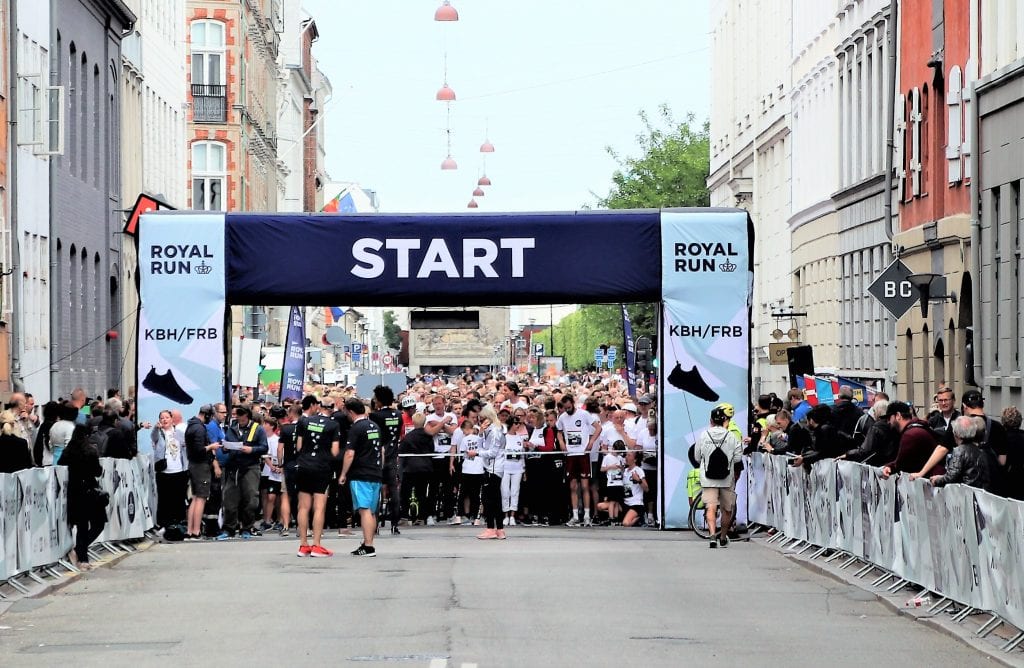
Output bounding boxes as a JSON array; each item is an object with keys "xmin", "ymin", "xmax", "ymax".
[
  {"xmin": 532, "ymin": 107, "xmax": 711, "ymax": 371},
  {"xmin": 383, "ymin": 310, "xmax": 402, "ymax": 351}
]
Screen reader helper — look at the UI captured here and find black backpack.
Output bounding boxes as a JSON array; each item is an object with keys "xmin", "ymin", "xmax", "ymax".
[
  {"xmin": 704, "ymin": 431, "xmax": 731, "ymax": 480},
  {"xmin": 88, "ymin": 425, "xmax": 113, "ymax": 456}
]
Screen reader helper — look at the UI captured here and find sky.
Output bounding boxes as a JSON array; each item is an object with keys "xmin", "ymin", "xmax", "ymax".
[{"xmin": 300, "ymin": 1, "xmax": 711, "ymax": 214}]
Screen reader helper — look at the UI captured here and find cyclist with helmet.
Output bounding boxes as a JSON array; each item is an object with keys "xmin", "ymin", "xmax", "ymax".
[{"xmin": 697, "ymin": 405, "xmax": 743, "ymax": 548}]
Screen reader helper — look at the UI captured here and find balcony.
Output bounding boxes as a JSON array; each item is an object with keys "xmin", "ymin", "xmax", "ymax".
[{"xmin": 191, "ymin": 84, "xmax": 226, "ymax": 123}]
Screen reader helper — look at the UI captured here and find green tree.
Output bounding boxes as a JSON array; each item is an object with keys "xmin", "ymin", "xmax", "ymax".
[{"xmin": 382, "ymin": 310, "xmax": 402, "ymax": 351}]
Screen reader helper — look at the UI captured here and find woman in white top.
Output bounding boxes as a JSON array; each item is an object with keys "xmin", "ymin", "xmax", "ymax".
[
  {"xmin": 596, "ymin": 439, "xmax": 626, "ymax": 522},
  {"xmin": 501, "ymin": 408, "xmax": 529, "ymax": 526},
  {"xmin": 621, "ymin": 450, "xmax": 648, "ymax": 527},
  {"xmin": 152, "ymin": 409, "xmax": 189, "ymax": 530},
  {"xmin": 475, "ymin": 406, "xmax": 507, "ymax": 540},
  {"xmin": 47, "ymin": 402, "xmax": 78, "ymax": 466}
]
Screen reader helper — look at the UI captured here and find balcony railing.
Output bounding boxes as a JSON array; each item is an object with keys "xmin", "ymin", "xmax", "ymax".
[{"xmin": 191, "ymin": 84, "xmax": 226, "ymax": 123}]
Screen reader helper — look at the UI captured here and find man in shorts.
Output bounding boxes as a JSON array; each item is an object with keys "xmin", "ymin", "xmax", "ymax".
[
  {"xmin": 184, "ymin": 404, "xmax": 220, "ymax": 540},
  {"xmin": 556, "ymin": 394, "xmax": 600, "ymax": 526},
  {"xmin": 697, "ymin": 406, "xmax": 743, "ymax": 548},
  {"xmin": 339, "ymin": 397, "xmax": 383, "ymax": 557},
  {"xmin": 294, "ymin": 395, "xmax": 341, "ymax": 557}
]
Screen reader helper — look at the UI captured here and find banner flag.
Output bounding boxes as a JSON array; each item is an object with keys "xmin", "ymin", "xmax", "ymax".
[
  {"xmin": 621, "ymin": 304, "xmax": 637, "ymax": 398},
  {"xmin": 137, "ymin": 213, "xmax": 226, "ymax": 455},
  {"xmin": 280, "ymin": 306, "xmax": 306, "ymax": 402},
  {"xmin": 660, "ymin": 210, "xmax": 751, "ymax": 528}
]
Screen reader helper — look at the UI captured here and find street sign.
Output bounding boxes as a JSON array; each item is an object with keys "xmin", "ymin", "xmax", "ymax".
[
  {"xmin": 352, "ymin": 346, "xmax": 361, "ymax": 362},
  {"xmin": 594, "ymin": 347, "xmax": 605, "ymax": 365},
  {"xmin": 535, "ymin": 343, "xmax": 545, "ymax": 355},
  {"xmin": 382, "ymin": 353, "xmax": 394, "ymax": 366},
  {"xmin": 768, "ymin": 341, "xmax": 801, "ymax": 365},
  {"xmin": 867, "ymin": 259, "xmax": 920, "ymax": 319}
]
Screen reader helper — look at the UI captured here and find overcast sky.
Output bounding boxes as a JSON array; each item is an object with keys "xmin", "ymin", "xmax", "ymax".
[{"xmin": 300, "ymin": 1, "xmax": 711, "ymax": 213}]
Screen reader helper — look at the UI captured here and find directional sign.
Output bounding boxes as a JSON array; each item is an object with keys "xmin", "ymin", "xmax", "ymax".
[
  {"xmin": 594, "ymin": 347, "xmax": 605, "ymax": 365},
  {"xmin": 607, "ymin": 346, "xmax": 617, "ymax": 361},
  {"xmin": 534, "ymin": 343, "xmax": 545, "ymax": 356},
  {"xmin": 867, "ymin": 259, "xmax": 918, "ymax": 319}
]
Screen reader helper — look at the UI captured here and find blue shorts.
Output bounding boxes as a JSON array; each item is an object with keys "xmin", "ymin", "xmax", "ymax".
[{"xmin": 350, "ymin": 480, "xmax": 382, "ymax": 511}]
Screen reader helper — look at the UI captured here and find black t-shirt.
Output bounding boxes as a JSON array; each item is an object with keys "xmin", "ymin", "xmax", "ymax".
[
  {"xmin": 346, "ymin": 417, "xmax": 382, "ymax": 482},
  {"xmin": 330, "ymin": 410, "xmax": 353, "ymax": 445},
  {"xmin": 295, "ymin": 414, "xmax": 341, "ymax": 472},
  {"xmin": 370, "ymin": 407, "xmax": 403, "ymax": 462},
  {"xmin": 279, "ymin": 422, "xmax": 297, "ymax": 464}
]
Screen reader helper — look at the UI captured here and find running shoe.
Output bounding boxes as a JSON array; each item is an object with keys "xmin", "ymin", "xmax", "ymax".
[
  {"xmin": 719, "ymin": 536, "xmax": 729, "ymax": 548},
  {"xmin": 215, "ymin": 531, "xmax": 232, "ymax": 541},
  {"xmin": 279, "ymin": 528, "xmax": 291, "ymax": 537},
  {"xmin": 249, "ymin": 527, "xmax": 263, "ymax": 537},
  {"xmin": 241, "ymin": 531, "xmax": 252, "ymax": 540},
  {"xmin": 476, "ymin": 529, "xmax": 498, "ymax": 540},
  {"xmin": 583, "ymin": 517, "xmax": 593, "ymax": 527},
  {"xmin": 351, "ymin": 544, "xmax": 376, "ymax": 557},
  {"xmin": 566, "ymin": 518, "xmax": 581, "ymax": 527},
  {"xmin": 709, "ymin": 539, "xmax": 718, "ymax": 549},
  {"xmin": 507, "ymin": 517, "xmax": 516, "ymax": 527},
  {"xmin": 426, "ymin": 516, "xmax": 437, "ymax": 526},
  {"xmin": 391, "ymin": 526, "xmax": 401, "ymax": 536},
  {"xmin": 310, "ymin": 545, "xmax": 334, "ymax": 558},
  {"xmin": 141, "ymin": 366, "xmax": 194, "ymax": 405},
  {"xmin": 296, "ymin": 545, "xmax": 312, "ymax": 557},
  {"xmin": 472, "ymin": 518, "xmax": 482, "ymax": 526},
  {"xmin": 495, "ymin": 529, "xmax": 507, "ymax": 540},
  {"xmin": 448, "ymin": 516, "xmax": 463, "ymax": 526}
]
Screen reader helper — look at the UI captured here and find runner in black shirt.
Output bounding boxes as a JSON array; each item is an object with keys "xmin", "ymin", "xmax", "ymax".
[
  {"xmin": 340, "ymin": 397, "xmax": 382, "ymax": 556},
  {"xmin": 294, "ymin": 395, "xmax": 340, "ymax": 558},
  {"xmin": 277, "ymin": 403, "xmax": 301, "ymax": 537},
  {"xmin": 370, "ymin": 385, "xmax": 403, "ymax": 535}
]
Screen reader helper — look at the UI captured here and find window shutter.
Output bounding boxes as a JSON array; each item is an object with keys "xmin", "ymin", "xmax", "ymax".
[
  {"xmin": 946, "ymin": 66, "xmax": 963, "ymax": 183},
  {"xmin": 961, "ymin": 58, "xmax": 975, "ymax": 180},
  {"xmin": 910, "ymin": 87, "xmax": 922, "ymax": 197},
  {"xmin": 894, "ymin": 93, "xmax": 907, "ymax": 201}
]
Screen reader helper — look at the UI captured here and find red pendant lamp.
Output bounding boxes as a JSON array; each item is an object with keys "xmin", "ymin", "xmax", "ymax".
[
  {"xmin": 477, "ymin": 175, "xmax": 492, "ymax": 186},
  {"xmin": 467, "ymin": 198, "xmax": 479, "ymax": 208},
  {"xmin": 436, "ymin": 83, "xmax": 456, "ymax": 101},
  {"xmin": 441, "ymin": 156, "xmax": 458, "ymax": 170},
  {"xmin": 480, "ymin": 140, "xmax": 495, "ymax": 153},
  {"xmin": 434, "ymin": 1, "xmax": 459, "ymax": 21},
  {"xmin": 473, "ymin": 186, "xmax": 485, "ymax": 197}
]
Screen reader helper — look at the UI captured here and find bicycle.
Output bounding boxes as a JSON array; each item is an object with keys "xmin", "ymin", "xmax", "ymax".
[{"xmin": 687, "ymin": 471, "xmax": 723, "ymax": 540}]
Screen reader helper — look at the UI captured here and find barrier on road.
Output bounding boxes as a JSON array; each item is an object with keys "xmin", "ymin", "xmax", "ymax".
[
  {"xmin": 0, "ymin": 456, "xmax": 156, "ymax": 584},
  {"xmin": 747, "ymin": 453, "xmax": 1024, "ymax": 632}
]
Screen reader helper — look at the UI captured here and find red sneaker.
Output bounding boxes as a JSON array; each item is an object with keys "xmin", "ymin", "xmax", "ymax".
[
  {"xmin": 310, "ymin": 544, "xmax": 334, "ymax": 558},
  {"xmin": 296, "ymin": 545, "xmax": 312, "ymax": 558}
]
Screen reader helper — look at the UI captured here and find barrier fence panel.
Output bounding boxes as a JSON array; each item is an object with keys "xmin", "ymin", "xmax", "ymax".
[
  {"xmin": 749, "ymin": 453, "xmax": 1024, "ymax": 631},
  {"xmin": 0, "ymin": 457, "xmax": 155, "ymax": 583}
]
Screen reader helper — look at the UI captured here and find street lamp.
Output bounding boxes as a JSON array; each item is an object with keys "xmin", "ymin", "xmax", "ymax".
[{"xmin": 907, "ymin": 273, "xmax": 957, "ymax": 318}]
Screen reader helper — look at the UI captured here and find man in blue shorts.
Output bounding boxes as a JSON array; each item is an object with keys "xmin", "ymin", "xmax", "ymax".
[{"xmin": 339, "ymin": 397, "xmax": 383, "ymax": 557}]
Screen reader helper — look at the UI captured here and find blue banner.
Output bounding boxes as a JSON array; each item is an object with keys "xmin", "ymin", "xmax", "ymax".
[
  {"xmin": 622, "ymin": 304, "xmax": 637, "ymax": 397},
  {"xmin": 137, "ymin": 213, "xmax": 226, "ymax": 454},
  {"xmin": 226, "ymin": 211, "xmax": 662, "ymax": 306},
  {"xmin": 659, "ymin": 210, "xmax": 752, "ymax": 528},
  {"xmin": 280, "ymin": 306, "xmax": 305, "ymax": 402}
]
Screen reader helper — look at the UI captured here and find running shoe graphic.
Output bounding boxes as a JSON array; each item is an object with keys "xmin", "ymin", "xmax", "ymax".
[
  {"xmin": 667, "ymin": 362, "xmax": 719, "ymax": 403},
  {"xmin": 142, "ymin": 366, "xmax": 194, "ymax": 405}
]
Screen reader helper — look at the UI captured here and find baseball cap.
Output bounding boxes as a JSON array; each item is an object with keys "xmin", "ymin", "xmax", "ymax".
[
  {"xmin": 962, "ymin": 389, "xmax": 984, "ymax": 408},
  {"xmin": 637, "ymin": 394, "xmax": 653, "ymax": 405},
  {"xmin": 400, "ymin": 396, "xmax": 416, "ymax": 408},
  {"xmin": 198, "ymin": 404, "xmax": 214, "ymax": 417},
  {"xmin": 622, "ymin": 403, "xmax": 638, "ymax": 413},
  {"xmin": 269, "ymin": 405, "xmax": 287, "ymax": 419}
]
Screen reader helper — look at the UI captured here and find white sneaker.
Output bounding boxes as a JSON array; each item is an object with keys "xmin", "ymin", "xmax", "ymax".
[
  {"xmin": 448, "ymin": 516, "xmax": 463, "ymax": 526},
  {"xmin": 566, "ymin": 518, "xmax": 581, "ymax": 527},
  {"xmin": 426, "ymin": 516, "xmax": 437, "ymax": 526},
  {"xmin": 473, "ymin": 518, "xmax": 482, "ymax": 526},
  {"xmin": 507, "ymin": 517, "xmax": 516, "ymax": 526},
  {"xmin": 583, "ymin": 516, "xmax": 593, "ymax": 527}
]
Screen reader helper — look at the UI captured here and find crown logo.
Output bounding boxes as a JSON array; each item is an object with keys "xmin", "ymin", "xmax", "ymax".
[
  {"xmin": 195, "ymin": 261, "xmax": 213, "ymax": 275},
  {"xmin": 719, "ymin": 260, "xmax": 737, "ymax": 272}
]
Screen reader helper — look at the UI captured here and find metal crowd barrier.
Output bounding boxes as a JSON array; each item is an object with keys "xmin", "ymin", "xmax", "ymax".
[{"xmin": 747, "ymin": 453, "xmax": 1024, "ymax": 654}]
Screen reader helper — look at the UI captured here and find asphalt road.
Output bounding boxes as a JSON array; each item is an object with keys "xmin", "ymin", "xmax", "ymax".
[{"xmin": 0, "ymin": 527, "xmax": 994, "ymax": 667}]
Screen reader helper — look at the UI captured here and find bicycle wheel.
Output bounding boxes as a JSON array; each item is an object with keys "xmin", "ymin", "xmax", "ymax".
[{"xmin": 688, "ymin": 494, "xmax": 711, "ymax": 539}]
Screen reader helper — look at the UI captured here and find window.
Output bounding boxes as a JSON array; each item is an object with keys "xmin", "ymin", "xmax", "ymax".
[
  {"xmin": 192, "ymin": 141, "xmax": 226, "ymax": 210},
  {"xmin": 190, "ymin": 20, "xmax": 225, "ymax": 86},
  {"xmin": 17, "ymin": 74, "xmax": 63, "ymax": 154}
]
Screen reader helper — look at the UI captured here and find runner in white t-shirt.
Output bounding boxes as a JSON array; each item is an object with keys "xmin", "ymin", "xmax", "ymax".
[
  {"xmin": 456, "ymin": 418, "xmax": 485, "ymax": 525},
  {"xmin": 621, "ymin": 450, "xmax": 648, "ymax": 527},
  {"xmin": 424, "ymin": 395, "xmax": 457, "ymax": 525},
  {"xmin": 596, "ymin": 444, "xmax": 625, "ymax": 522},
  {"xmin": 556, "ymin": 394, "xmax": 600, "ymax": 526}
]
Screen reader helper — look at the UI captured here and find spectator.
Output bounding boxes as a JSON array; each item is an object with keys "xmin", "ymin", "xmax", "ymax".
[
  {"xmin": 0, "ymin": 410, "xmax": 33, "ymax": 473},
  {"xmin": 32, "ymin": 401, "xmax": 61, "ymax": 467},
  {"xmin": 843, "ymin": 400, "xmax": 896, "ymax": 465},
  {"xmin": 47, "ymin": 402, "xmax": 78, "ymax": 466},
  {"xmin": 153, "ymin": 409, "xmax": 190, "ymax": 533},
  {"xmin": 930, "ymin": 416, "xmax": 996, "ymax": 492},
  {"xmin": 185, "ymin": 405, "xmax": 220, "ymax": 541},
  {"xmin": 882, "ymin": 401, "xmax": 946, "ymax": 479},
  {"xmin": 219, "ymin": 405, "xmax": 269, "ymax": 540},
  {"xmin": 787, "ymin": 388, "xmax": 812, "ymax": 423},
  {"xmin": 60, "ymin": 425, "xmax": 107, "ymax": 569},
  {"xmin": 1000, "ymin": 406, "xmax": 1024, "ymax": 500},
  {"xmin": 697, "ymin": 405, "xmax": 742, "ymax": 548},
  {"xmin": 927, "ymin": 386, "xmax": 960, "ymax": 439},
  {"xmin": 791, "ymin": 404, "xmax": 849, "ymax": 467},
  {"xmin": 831, "ymin": 385, "xmax": 865, "ymax": 445},
  {"xmin": 621, "ymin": 449, "xmax": 648, "ymax": 527}
]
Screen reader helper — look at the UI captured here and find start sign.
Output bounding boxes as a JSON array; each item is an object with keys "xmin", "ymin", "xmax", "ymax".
[{"xmin": 867, "ymin": 259, "xmax": 917, "ymax": 319}]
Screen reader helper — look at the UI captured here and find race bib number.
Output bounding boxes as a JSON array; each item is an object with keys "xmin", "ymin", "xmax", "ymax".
[
  {"xmin": 505, "ymin": 435, "xmax": 524, "ymax": 461},
  {"xmin": 566, "ymin": 431, "xmax": 584, "ymax": 454}
]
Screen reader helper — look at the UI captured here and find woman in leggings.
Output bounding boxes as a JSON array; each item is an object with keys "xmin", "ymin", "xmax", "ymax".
[
  {"xmin": 476, "ymin": 406, "xmax": 507, "ymax": 540},
  {"xmin": 502, "ymin": 408, "xmax": 528, "ymax": 526}
]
